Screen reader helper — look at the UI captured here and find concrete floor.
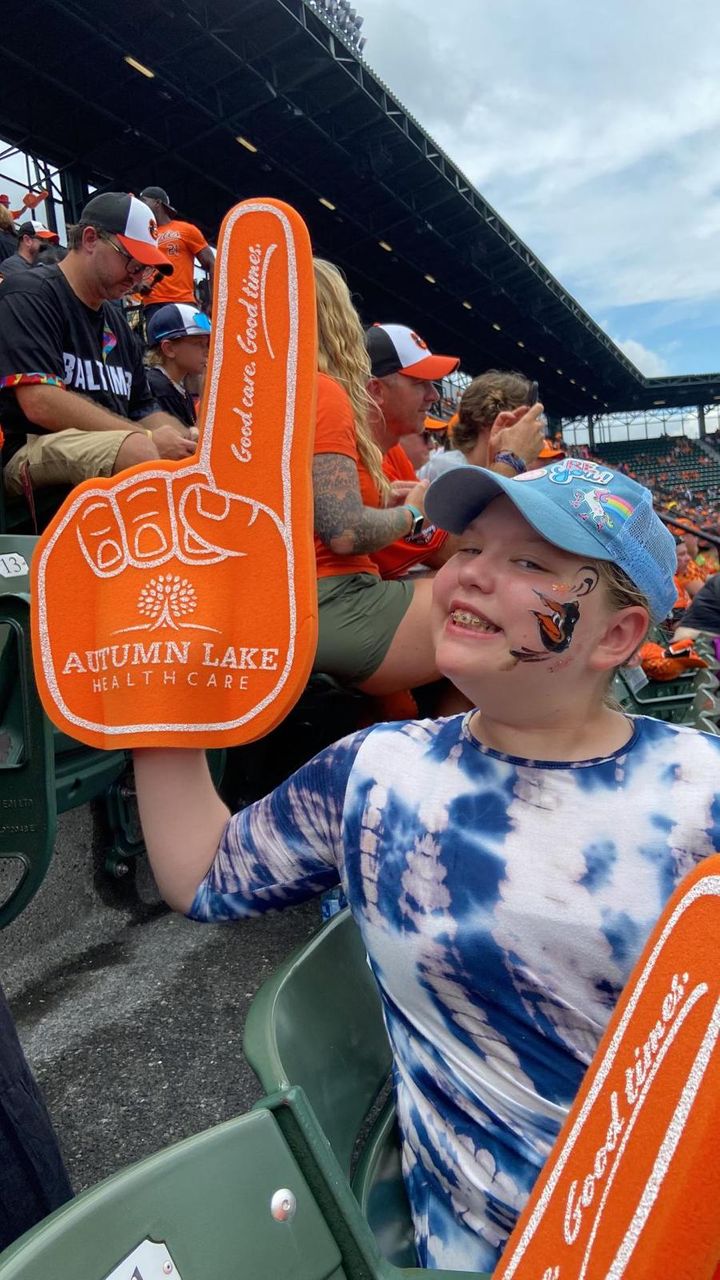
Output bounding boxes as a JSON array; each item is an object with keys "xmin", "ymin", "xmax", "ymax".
[{"xmin": 2, "ymin": 803, "xmax": 319, "ymax": 1193}]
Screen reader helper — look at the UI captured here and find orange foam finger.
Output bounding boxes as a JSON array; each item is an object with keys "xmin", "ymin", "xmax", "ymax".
[
  {"xmin": 31, "ymin": 198, "xmax": 317, "ymax": 750},
  {"xmin": 198, "ymin": 200, "xmax": 314, "ymax": 515},
  {"xmin": 495, "ymin": 854, "xmax": 720, "ymax": 1280}
]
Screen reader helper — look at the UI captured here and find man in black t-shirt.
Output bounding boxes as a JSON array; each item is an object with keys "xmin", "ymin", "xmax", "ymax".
[{"xmin": 0, "ymin": 192, "xmax": 196, "ymax": 498}]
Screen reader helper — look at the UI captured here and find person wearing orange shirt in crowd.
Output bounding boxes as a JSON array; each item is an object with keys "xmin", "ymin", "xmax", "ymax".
[
  {"xmin": 674, "ymin": 536, "xmax": 703, "ymax": 600},
  {"xmin": 138, "ymin": 187, "xmax": 215, "ymax": 324},
  {"xmin": 681, "ymin": 530, "xmax": 718, "ymax": 581}
]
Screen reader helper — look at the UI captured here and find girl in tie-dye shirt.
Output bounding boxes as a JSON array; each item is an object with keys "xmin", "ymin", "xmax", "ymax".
[{"xmin": 136, "ymin": 462, "xmax": 719, "ymax": 1272}]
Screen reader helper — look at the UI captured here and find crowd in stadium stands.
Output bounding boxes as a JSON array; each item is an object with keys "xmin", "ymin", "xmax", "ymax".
[{"xmin": 3, "ymin": 181, "xmax": 720, "ymax": 1260}]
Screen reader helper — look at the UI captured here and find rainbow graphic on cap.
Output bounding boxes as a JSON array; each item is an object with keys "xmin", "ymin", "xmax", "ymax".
[{"xmin": 602, "ymin": 493, "xmax": 634, "ymax": 521}]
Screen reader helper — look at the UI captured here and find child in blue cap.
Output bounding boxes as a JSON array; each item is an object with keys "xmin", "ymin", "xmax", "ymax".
[
  {"xmin": 145, "ymin": 303, "xmax": 211, "ymax": 431},
  {"xmin": 134, "ymin": 461, "xmax": 719, "ymax": 1273}
]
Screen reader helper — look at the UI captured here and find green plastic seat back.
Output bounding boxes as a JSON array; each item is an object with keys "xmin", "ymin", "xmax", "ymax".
[
  {"xmin": 260, "ymin": 1088, "xmax": 484, "ymax": 1280},
  {"xmin": 0, "ymin": 1107, "xmax": 347, "ymax": 1280},
  {"xmin": 244, "ymin": 909, "xmax": 392, "ymax": 1177},
  {"xmin": 0, "ymin": 538, "xmax": 56, "ymax": 928}
]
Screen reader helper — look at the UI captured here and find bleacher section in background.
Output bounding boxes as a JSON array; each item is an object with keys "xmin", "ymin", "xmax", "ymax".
[{"xmin": 593, "ymin": 437, "xmax": 720, "ymax": 505}]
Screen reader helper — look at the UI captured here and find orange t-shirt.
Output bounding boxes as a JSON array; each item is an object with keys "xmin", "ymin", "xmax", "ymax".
[
  {"xmin": 314, "ymin": 373, "xmax": 380, "ymax": 579},
  {"xmin": 676, "ymin": 558, "xmax": 703, "ymax": 591},
  {"xmin": 371, "ymin": 443, "xmax": 449, "ymax": 580},
  {"xmin": 384, "ymin": 442, "xmax": 416, "ymax": 482},
  {"xmin": 144, "ymin": 220, "xmax": 209, "ymax": 306}
]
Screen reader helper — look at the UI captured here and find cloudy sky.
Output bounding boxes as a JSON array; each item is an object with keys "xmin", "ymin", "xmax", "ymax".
[{"xmin": 358, "ymin": 0, "xmax": 720, "ymax": 378}]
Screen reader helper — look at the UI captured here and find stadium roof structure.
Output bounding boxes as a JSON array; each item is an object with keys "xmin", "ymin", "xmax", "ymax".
[{"xmin": 3, "ymin": 0, "xmax": 720, "ymax": 419}]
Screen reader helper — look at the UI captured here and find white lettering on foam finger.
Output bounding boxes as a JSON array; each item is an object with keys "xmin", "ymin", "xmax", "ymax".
[
  {"xmin": 62, "ymin": 643, "xmax": 280, "ymax": 675},
  {"xmin": 563, "ymin": 1092, "xmax": 624, "ymax": 1246},
  {"xmin": 231, "ymin": 241, "xmax": 277, "ymax": 464},
  {"xmin": 561, "ymin": 967, "xmax": 701, "ymax": 1275}
]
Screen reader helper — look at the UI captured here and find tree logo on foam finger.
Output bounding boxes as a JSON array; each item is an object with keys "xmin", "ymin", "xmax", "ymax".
[{"xmin": 137, "ymin": 575, "xmax": 197, "ymax": 628}]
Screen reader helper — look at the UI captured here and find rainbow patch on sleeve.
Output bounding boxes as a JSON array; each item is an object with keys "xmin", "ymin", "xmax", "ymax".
[{"xmin": 0, "ymin": 372, "xmax": 65, "ymax": 390}]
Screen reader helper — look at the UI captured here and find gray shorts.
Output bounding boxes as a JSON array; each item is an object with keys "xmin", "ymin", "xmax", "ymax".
[{"xmin": 315, "ymin": 573, "xmax": 414, "ymax": 684}]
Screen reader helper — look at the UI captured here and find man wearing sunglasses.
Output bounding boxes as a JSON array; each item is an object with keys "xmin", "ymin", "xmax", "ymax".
[
  {"xmin": 0, "ymin": 191, "xmax": 197, "ymax": 501},
  {"xmin": 362, "ymin": 322, "xmax": 460, "ymax": 578}
]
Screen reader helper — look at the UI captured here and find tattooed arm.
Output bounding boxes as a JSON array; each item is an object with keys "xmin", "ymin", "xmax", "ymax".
[{"xmin": 313, "ymin": 453, "xmax": 417, "ymax": 555}]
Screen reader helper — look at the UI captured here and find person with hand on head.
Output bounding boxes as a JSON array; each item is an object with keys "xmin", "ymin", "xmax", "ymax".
[
  {"xmin": 0, "ymin": 192, "xmax": 197, "ymax": 499},
  {"xmin": 420, "ymin": 369, "xmax": 546, "ymax": 483},
  {"xmin": 138, "ymin": 187, "xmax": 215, "ymax": 324},
  {"xmin": 132, "ymin": 458, "xmax": 720, "ymax": 1273},
  {"xmin": 145, "ymin": 304, "xmax": 211, "ymax": 430},
  {"xmin": 0, "ymin": 220, "xmax": 59, "ymax": 281}
]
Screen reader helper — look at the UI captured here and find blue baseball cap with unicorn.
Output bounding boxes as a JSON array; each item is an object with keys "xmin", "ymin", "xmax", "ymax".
[{"xmin": 426, "ymin": 457, "xmax": 678, "ymax": 621}]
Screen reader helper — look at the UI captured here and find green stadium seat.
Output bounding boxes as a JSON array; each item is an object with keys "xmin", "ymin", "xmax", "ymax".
[
  {"xmin": 0, "ymin": 1085, "xmax": 477, "ymax": 1278},
  {"xmin": 0, "ymin": 539, "xmax": 56, "ymax": 928},
  {"xmin": 244, "ymin": 908, "xmax": 393, "ymax": 1173},
  {"xmin": 0, "ymin": 1106, "xmax": 349, "ymax": 1280},
  {"xmin": 244, "ymin": 909, "xmax": 472, "ymax": 1273}
]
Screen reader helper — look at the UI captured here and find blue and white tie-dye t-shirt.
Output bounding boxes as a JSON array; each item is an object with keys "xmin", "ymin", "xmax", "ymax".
[{"xmin": 190, "ymin": 712, "xmax": 720, "ymax": 1273}]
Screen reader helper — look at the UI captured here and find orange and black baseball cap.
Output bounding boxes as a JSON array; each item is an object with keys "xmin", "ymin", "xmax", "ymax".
[
  {"xmin": 366, "ymin": 323, "xmax": 459, "ymax": 380},
  {"xmin": 16, "ymin": 219, "xmax": 59, "ymax": 244},
  {"xmin": 81, "ymin": 192, "xmax": 174, "ymax": 274}
]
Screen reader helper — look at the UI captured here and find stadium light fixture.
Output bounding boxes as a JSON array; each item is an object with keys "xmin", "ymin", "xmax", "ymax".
[
  {"xmin": 319, "ymin": 197, "xmax": 336, "ymax": 211},
  {"xmin": 424, "ymin": 273, "xmax": 436, "ymax": 284},
  {"xmin": 124, "ymin": 55, "xmax": 155, "ymax": 78},
  {"xmin": 378, "ymin": 240, "xmax": 393, "ymax": 252},
  {"xmin": 236, "ymin": 136, "xmax": 258, "ymax": 152},
  {"xmin": 653, "ymin": 400, "xmax": 666, "ymax": 406},
  {"xmin": 492, "ymin": 322, "xmax": 502, "ymax": 331},
  {"xmin": 538, "ymin": 355, "xmax": 546, "ymax": 362},
  {"xmin": 556, "ymin": 369, "xmax": 563, "ymax": 375},
  {"xmin": 462, "ymin": 301, "xmax": 472, "ymax": 310},
  {"xmin": 517, "ymin": 340, "xmax": 525, "ymax": 348}
]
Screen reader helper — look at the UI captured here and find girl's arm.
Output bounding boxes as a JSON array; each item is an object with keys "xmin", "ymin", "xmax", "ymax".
[{"xmin": 133, "ymin": 748, "xmax": 229, "ymax": 913}]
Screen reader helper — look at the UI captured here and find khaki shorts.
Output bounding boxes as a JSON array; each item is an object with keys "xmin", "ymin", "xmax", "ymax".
[
  {"xmin": 4, "ymin": 429, "xmax": 136, "ymax": 496},
  {"xmin": 315, "ymin": 572, "xmax": 414, "ymax": 685}
]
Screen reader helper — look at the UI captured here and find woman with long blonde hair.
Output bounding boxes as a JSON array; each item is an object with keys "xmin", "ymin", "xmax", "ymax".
[{"xmin": 312, "ymin": 258, "xmax": 443, "ymax": 695}]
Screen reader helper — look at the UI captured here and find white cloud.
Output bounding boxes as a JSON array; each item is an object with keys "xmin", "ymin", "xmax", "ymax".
[
  {"xmin": 612, "ymin": 338, "xmax": 669, "ymax": 378},
  {"xmin": 358, "ymin": 0, "xmax": 720, "ymax": 314}
]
